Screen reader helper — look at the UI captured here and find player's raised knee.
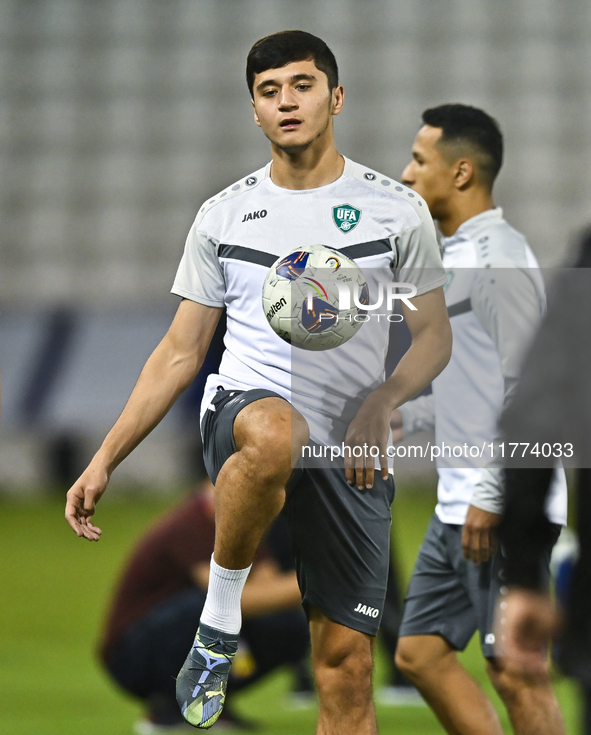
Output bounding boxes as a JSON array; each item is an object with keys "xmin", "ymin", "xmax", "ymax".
[{"xmin": 235, "ymin": 398, "xmax": 308, "ymax": 469}]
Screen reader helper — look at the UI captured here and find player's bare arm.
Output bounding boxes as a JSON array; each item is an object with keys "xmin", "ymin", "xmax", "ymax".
[
  {"xmin": 389, "ymin": 409, "xmax": 404, "ymax": 443},
  {"xmin": 65, "ymin": 300, "xmax": 223, "ymax": 541},
  {"xmin": 345, "ymin": 286, "xmax": 451, "ymax": 489}
]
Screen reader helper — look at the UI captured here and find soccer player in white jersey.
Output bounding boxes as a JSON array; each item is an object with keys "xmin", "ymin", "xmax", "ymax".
[
  {"xmin": 392, "ymin": 104, "xmax": 566, "ymax": 735},
  {"xmin": 65, "ymin": 32, "xmax": 451, "ymax": 733}
]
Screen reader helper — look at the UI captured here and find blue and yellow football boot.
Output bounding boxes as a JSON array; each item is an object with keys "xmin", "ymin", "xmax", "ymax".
[{"xmin": 176, "ymin": 623, "xmax": 238, "ymax": 729}]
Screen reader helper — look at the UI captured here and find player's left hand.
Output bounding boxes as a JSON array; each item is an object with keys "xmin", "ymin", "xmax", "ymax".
[
  {"xmin": 462, "ymin": 505, "xmax": 501, "ymax": 564},
  {"xmin": 344, "ymin": 391, "xmax": 391, "ymax": 489}
]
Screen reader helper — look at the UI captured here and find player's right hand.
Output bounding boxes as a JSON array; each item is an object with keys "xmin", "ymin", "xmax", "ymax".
[
  {"xmin": 345, "ymin": 391, "xmax": 392, "ymax": 489},
  {"xmin": 461, "ymin": 504, "xmax": 500, "ymax": 564},
  {"xmin": 65, "ymin": 465, "xmax": 109, "ymax": 541}
]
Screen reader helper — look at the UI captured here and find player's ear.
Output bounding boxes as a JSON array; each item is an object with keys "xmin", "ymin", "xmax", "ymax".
[
  {"xmin": 331, "ymin": 85, "xmax": 344, "ymax": 116},
  {"xmin": 252, "ymin": 99, "xmax": 262, "ymax": 128},
  {"xmin": 455, "ymin": 158, "xmax": 474, "ymax": 189}
]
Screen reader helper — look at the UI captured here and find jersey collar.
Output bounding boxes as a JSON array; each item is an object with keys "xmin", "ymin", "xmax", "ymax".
[{"xmin": 440, "ymin": 207, "xmax": 504, "ymax": 252}]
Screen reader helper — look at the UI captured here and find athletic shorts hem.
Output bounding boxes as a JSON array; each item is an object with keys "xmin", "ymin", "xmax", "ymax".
[
  {"xmin": 304, "ymin": 595, "xmax": 380, "ymax": 637},
  {"xmin": 201, "ymin": 387, "xmax": 286, "ymax": 483},
  {"xmin": 397, "ymin": 624, "xmax": 470, "ymax": 652}
]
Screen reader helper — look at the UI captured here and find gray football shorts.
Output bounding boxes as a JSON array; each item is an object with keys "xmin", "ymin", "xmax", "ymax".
[
  {"xmin": 399, "ymin": 514, "xmax": 559, "ymax": 658},
  {"xmin": 201, "ymin": 387, "xmax": 395, "ymax": 636}
]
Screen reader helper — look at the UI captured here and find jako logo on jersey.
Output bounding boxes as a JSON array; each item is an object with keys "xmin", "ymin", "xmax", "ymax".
[
  {"xmin": 266, "ymin": 296, "xmax": 287, "ymax": 321},
  {"xmin": 242, "ymin": 209, "xmax": 267, "ymax": 222},
  {"xmin": 354, "ymin": 603, "xmax": 380, "ymax": 618},
  {"xmin": 333, "ymin": 204, "xmax": 361, "ymax": 233}
]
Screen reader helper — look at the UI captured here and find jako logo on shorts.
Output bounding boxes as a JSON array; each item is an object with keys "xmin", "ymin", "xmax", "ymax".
[{"xmin": 354, "ymin": 603, "xmax": 380, "ymax": 618}]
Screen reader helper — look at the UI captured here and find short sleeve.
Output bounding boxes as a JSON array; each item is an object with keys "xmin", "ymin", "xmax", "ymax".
[
  {"xmin": 392, "ymin": 206, "xmax": 447, "ymax": 296},
  {"xmin": 171, "ymin": 221, "xmax": 226, "ymax": 307}
]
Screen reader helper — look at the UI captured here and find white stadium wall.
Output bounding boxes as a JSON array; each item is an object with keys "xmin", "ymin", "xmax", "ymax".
[{"xmin": 1, "ymin": 0, "xmax": 590, "ymax": 306}]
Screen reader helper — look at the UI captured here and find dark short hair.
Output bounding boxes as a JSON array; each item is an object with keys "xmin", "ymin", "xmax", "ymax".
[
  {"xmin": 422, "ymin": 103, "xmax": 503, "ymax": 187},
  {"xmin": 246, "ymin": 30, "xmax": 338, "ymax": 96}
]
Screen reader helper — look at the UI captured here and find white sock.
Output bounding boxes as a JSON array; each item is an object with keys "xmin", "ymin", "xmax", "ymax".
[{"xmin": 199, "ymin": 555, "xmax": 251, "ymax": 635}]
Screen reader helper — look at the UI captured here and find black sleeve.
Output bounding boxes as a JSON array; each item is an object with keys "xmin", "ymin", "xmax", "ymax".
[
  {"xmin": 499, "ymin": 468, "xmax": 555, "ymax": 589},
  {"xmin": 497, "ymin": 279, "xmax": 569, "ymax": 588},
  {"xmin": 499, "ymin": 232, "xmax": 591, "ymax": 589}
]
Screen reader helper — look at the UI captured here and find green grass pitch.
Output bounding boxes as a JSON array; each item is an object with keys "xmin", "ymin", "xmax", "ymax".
[{"xmin": 0, "ymin": 487, "xmax": 581, "ymax": 734}]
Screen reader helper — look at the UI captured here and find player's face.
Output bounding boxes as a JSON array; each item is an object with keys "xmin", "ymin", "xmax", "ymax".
[
  {"xmin": 402, "ymin": 125, "xmax": 457, "ymax": 220},
  {"xmin": 251, "ymin": 60, "xmax": 343, "ymax": 153}
]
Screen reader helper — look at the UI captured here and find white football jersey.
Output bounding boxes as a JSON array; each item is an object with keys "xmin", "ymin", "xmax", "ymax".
[
  {"xmin": 399, "ymin": 208, "xmax": 567, "ymax": 525},
  {"xmin": 172, "ymin": 157, "xmax": 447, "ymax": 448}
]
